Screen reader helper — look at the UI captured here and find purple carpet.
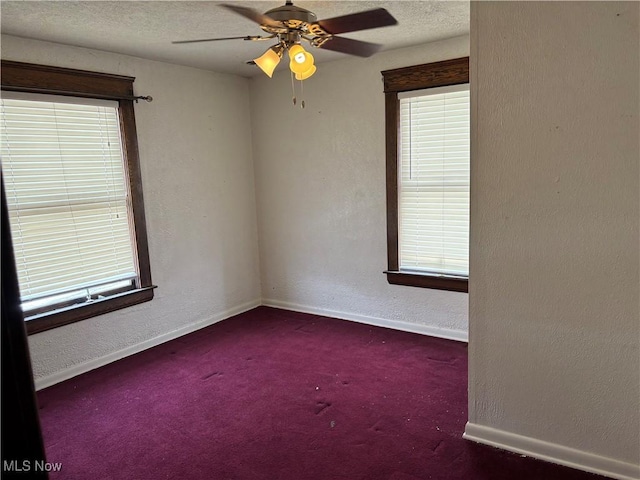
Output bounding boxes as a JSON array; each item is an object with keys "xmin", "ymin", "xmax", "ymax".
[{"xmin": 37, "ymin": 307, "xmax": 605, "ymax": 479}]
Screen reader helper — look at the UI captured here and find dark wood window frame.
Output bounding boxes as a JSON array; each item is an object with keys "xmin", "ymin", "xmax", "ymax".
[
  {"xmin": 382, "ymin": 57, "xmax": 469, "ymax": 293},
  {"xmin": 1, "ymin": 60, "xmax": 155, "ymax": 334}
]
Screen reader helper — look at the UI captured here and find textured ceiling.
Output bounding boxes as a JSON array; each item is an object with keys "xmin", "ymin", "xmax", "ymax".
[{"xmin": 0, "ymin": 1, "xmax": 469, "ymax": 77}]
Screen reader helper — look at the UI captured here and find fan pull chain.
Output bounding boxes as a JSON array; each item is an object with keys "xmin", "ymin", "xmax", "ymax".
[{"xmin": 289, "ymin": 71, "xmax": 307, "ymax": 109}]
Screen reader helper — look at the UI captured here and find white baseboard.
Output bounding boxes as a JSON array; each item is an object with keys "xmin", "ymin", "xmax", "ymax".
[
  {"xmin": 34, "ymin": 299, "xmax": 261, "ymax": 391},
  {"xmin": 463, "ymin": 422, "xmax": 640, "ymax": 480},
  {"xmin": 261, "ymin": 298, "xmax": 468, "ymax": 343}
]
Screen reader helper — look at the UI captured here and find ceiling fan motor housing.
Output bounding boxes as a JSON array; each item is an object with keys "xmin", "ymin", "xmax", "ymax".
[{"xmin": 264, "ymin": 2, "xmax": 318, "ymax": 27}]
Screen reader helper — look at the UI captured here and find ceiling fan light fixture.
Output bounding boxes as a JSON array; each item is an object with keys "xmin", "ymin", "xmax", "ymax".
[
  {"xmin": 288, "ymin": 46, "xmax": 314, "ymax": 74},
  {"xmin": 294, "ymin": 64, "xmax": 316, "ymax": 81},
  {"xmin": 288, "ymin": 44, "xmax": 305, "ymax": 59},
  {"xmin": 254, "ymin": 44, "xmax": 284, "ymax": 78},
  {"xmin": 289, "ymin": 57, "xmax": 313, "ymax": 74},
  {"xmin": 175, "ymin": 2, "xmax": 398, "ymax": 84}
]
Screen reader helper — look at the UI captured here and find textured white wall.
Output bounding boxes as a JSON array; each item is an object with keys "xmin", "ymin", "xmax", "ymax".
[
  {"xmin": 467, "ymin": 0, "xmax": 639, "ymax": 472},
  {"xmin": 251, "ymin": 36, "xmax": 470, "ymax": 338},
  {"xmin": 1, "ymin": 35, "xmax": 262, "ymax": 384}
]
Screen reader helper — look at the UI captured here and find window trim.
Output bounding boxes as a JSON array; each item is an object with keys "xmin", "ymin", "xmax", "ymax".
[
  {"xmin": 1, "ymin": 60, "xmax": 154, "ymax": 334},
  {"xmin": 381, "ymin": 57, "xmax": 469, "ymax": 293}
]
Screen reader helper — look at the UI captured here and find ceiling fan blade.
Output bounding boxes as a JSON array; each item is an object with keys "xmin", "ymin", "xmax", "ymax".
[
  {"xmin": 316, "ymin": 8, "xmax": 397, "ymax": 35},
  {"xmin": 219, "ymin": 4, "xmax": 282, "ymax": 28},
  {"xmin": 317, "ymin": 36, "xmax": 382, "ymax": 57},
  {"xmin": 172, "ymin": 35, "xmax": 263, "ymax": 44}
]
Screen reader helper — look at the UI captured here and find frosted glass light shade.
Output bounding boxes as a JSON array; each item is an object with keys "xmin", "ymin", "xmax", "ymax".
[
  {"xmin": 295, "ymin": 64, "xmax": 317, "ymax": 80},
  {"xmin": 254, "ymin": 47, "xmax": 282, "ymax": 78},
  {"xmin": 288, "ymin": 44, "xmax": 305, "ymax": 60},
  {"xmin": 288, "ymin": 45, "xmax": 314, "ymax": 74}
]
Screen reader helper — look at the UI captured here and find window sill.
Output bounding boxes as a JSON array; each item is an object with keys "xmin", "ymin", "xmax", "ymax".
[
  {"xmin": 25, "ymin": 286, "xmax": 156, "ymax": 335},
  {"xmin": 384, "ymin": 271, "xmax": 468, "ymax": 292}
]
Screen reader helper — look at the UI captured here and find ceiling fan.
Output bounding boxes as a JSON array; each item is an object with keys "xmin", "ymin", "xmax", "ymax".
[{"xmin": 173, "ymin": 1, "xmax": 398, "ymax": 80}]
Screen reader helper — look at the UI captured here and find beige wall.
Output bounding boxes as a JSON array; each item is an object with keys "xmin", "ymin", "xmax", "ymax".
[
  {"xmin": 1, "ymin": 35, "xmax": 262, "ymax": 387},
  {"xmin": 467, "ymin": 1, "xmax": 639, "ymax": 477},
  {"xmin": 251, "ymin": 36, "xmax": 470, "ymax": 339}
]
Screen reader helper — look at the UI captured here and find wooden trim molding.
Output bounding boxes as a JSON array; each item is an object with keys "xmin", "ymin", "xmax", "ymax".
[
  {"xmin": 384, "ymin": 92, "xmax": 400, "ymax": 271},
  {"xmin": 382, "ymin": 57, "xmax": 470, "ymax": 93},
  {"xmin": 1, "ymin": 60, "xmax": 135, "ymax": 100},
  {"xmin": 25, "ymin": 287, "xmax": 156, "ymax": 335},
  {"xmin": 1, "ymin": 61, "xmax": 155, "ymax": 334},
  {"xmin": 382, "ymin": 57, "xmax": 469, "ymax": 292},
  {"xmin": 119, "ymin": 100, "xmax": 153, "ymax": 287},
  {"xmin": 385, "ymin": 272, "xmax": 468, "ymax": 293}
]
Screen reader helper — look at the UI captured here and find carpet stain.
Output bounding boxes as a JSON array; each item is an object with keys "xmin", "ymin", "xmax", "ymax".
[
  {"xmin": 426, "ymin": 355, "xmax": 455, "ymax": 364},
  {"xmin": 432, "ymin": 439, "xmax": 445, "ymax": 454},
  {"xmin": 202, "ymin": 371, "xmax": 222, "ymax": 380},
  {"xmin": 369, "ymin": 420, "xmax": 384, "ymax": 433},
  {"xmin": 294, "ymin": 324, "xmax": 315, "ymax": 334},
  {"xmin": 314, "ymin": 401, "xmax": 332, "ymax": 415}
]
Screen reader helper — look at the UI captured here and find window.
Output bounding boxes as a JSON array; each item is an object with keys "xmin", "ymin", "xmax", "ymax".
[
  {"xmin": 382, "ymin": 57, "xmax": 469, "ymax": 292},
  {"xmin": 1, "ymin": 61, "xmax": 154, "ymax": 334}
]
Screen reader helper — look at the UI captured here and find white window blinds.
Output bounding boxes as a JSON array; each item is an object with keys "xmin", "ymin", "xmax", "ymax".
[
  {"xmin": 398, "ymin": 84, "xmax": 470, "ymax": 276},
  {"xmin": 1, "ymin": 92, "xmax": 137, "ymax": 304}
]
